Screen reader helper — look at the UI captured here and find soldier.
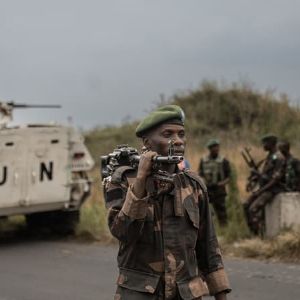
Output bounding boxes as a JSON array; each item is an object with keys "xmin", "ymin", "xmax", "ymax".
[
  {"xmin": 278, "ymin": 140, "xmax": 300, "ymax": 191},
  {"xmin": 198, "ymin": 140, "xmax": 231, "ymax": 226},
  {"xmin": 245, "ymin": 134, "xmax": 285, "ymax": 235},
  {"xmin": 104, "ymin": 105, "xmax": 231, "ymax": 300}
]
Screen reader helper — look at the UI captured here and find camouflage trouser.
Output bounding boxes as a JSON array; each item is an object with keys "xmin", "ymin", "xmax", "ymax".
[
  {"xmin": 114, "ymin": 283, "xmax": 203, "ymax": 300},
  {"xmin": 245, "ymin": 191, "xmax": 274, "ymax": 235},
  {"xmin": 209, "ymin": 193, "xmax": 227, "ymax": 226}
]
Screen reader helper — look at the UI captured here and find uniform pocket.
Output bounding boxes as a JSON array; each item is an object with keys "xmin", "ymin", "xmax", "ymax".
[
  {"xmin": 136, "ymin": 204, "xmax": 155, "ymax": 245},
  {"xmin": 183, "ymin": 196, "xmax": 200, "ymax": 249},
  {"xmin": 117, "ymin": 267, "xmax": 161, "ymax": 294},
  {"xmin": 177, "ymin": 277, "xmax": 209, "ymax": 299},
  {"xmin": 183, "ymin": 196, "xmax": 200, "ymax": 229}
]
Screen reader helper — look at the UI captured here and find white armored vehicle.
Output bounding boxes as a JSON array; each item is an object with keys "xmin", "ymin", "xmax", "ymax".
[{"xmin": 0, "ymin": 101, "xmax": 94, "ymax": 233}]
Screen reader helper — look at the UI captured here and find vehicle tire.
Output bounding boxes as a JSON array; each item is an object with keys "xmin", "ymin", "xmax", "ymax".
[
  {"xmin": 51, "ymin": 210, "xmax": 80, "ymax": 235},
  {"xmin": 26, "ymin": 212, "xmax": 50, "ymax": 229},
  {"xmin": 26, "ymin": 210, "xmax": 79, "ymax": 235}
]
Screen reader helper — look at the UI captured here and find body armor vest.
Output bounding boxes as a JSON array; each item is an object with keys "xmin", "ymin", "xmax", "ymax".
[{"xmin": 202, "ymin": 156, "xmax": 225, "ymax": 185}]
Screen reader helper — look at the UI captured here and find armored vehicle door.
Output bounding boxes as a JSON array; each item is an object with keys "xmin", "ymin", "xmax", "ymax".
[
  {"xmin": 0, "ymin": 132, "xmax": 26, "ymax": 212},
  {"xmin": 25, "ymin": 128, "xmax": 70, "ymax": 207}
]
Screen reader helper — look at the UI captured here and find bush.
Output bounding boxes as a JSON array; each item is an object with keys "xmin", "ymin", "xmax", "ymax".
[{"xmin": 222, "ymin": 167, "xmax": 251, "ymax": 242}]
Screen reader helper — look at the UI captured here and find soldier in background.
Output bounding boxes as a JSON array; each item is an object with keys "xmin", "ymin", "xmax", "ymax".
[
  {"xmin": 278, "ymin": 140, "xmax": 300, "ymax": 191},
  {"xmin": 244, "ymin": 134, "xmax": 286, "ymax": 235},
  {"xmin": 198, "ymin": 139, "xmax": 231, "ymax": 226}
]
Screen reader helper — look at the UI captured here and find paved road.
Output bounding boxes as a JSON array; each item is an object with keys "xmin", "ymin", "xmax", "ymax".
[{"xmin": 0, "ymin": 238, "xmax": 300, "ymax": 300}]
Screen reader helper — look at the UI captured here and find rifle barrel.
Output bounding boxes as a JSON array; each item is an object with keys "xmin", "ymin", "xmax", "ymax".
[
  {"xmin": 131, "ymin": 155, "xmax": 184, "ymax": 163},
  {"xmin": 154, "ymin": 156, "xmax": 184, "ymax": 163},
  {"xmin": 12, "ymin": 104, "xmax": 61, "ymax": 109}
]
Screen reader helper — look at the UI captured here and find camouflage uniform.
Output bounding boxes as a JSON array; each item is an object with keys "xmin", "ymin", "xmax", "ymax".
[
  {"xmin": 105, "ymin": 167, "xmax": 231, "ymax": 300},
  {"xmin": 284, "ymin": 155, "xmax": 300, "ymax": 191},
  {"xmin": 246, "ymin": 151, "xmax": 285, "ymax": 233},
  {"xmin": 198, "ymin": 156, "xmax": 231, "ymax": 225}
]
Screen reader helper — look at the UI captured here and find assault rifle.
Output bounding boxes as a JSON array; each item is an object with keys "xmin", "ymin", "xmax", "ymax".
[
  {"xmin": 101, "ymin": 140, "xmax": 184, "ymax": 184},
  {"xmin": 241, "ymin": 147, "xmax": 264, "ymax": 192}
]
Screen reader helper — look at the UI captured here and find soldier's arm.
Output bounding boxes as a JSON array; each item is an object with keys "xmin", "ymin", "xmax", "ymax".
[
  {"xmin": 131, "ymin": 151, "xmax": 156, "ymax": 198},
  {"xmin": 295, "ymin": 159, "xmax": 300, "ymax": 191},
  {"xmin": 256, "ymin": 156, "xmax": 285, "ymax": 195},
  {"xmin": 224, "ymin": 159, "xmax": 231, "ymax": 179},
  {"xmin": 198, "ymin": 159, "xmax": 204, "ymax": 177},
  {"xmin": 215, "ymin": 293, "xmax": 227, "ymax": 300},
  {"xmin": 218, "ymin": 159, "xmax": 231, "ymax": 187},
  {"xmin": 195, "ymin": 185, "xmax": 231, "ymax": 297},
  {"xmin": 105, "ymin": 151, "xmax": 156, "ymax": 243},
  {"xmin": 105, "ymin": 179, "xmax": 149, "ymax": 243}
]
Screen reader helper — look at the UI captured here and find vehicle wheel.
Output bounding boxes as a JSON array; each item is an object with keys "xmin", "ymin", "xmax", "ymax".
[
  {"xmin": 26, "ymin": 212, "xmax": 51, "ymax": 229},
  {"xmin": 26, "ymin": 210, "xmax": 79, "ymax": 235},
  {"xmin": 51, "ymin": 210, "xmax": 80, "ymax": 235}
]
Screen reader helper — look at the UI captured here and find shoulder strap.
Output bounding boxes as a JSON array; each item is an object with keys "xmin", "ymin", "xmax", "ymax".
[
  {"xmin": 202, "ymin": 155, "xmax": 210, "ymax": 163},
  {"xmin": 216, "ymin": 155, "xmax": 225, "ymax": 163},
  {"xmin": 111, "ymin": 166, "xmax": 136, "ymax": 184},
  {"xmin": 185, "ymin": 170, "xmax": 208, "ymax": 194}
]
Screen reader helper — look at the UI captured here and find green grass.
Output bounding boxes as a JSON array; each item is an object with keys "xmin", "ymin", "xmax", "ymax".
[
  {"xmin": 215, "ymin": 167, "xmax": 251, "ymax": 242},
  {"xmin": 76, "ymin": 200, "xmax": 112, "ymax": 242},
  {"xmin": 0, "ymin": 216, "xmax": 26, "ymax": 239}
]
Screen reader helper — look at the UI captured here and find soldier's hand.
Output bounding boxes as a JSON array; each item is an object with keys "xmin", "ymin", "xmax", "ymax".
[
  {"xmin": 136, "ymin": 151, "xmax": 157, "ymax": 181},
  {"xmin": 252, "ymin": 190, "xmax": 261, "ymax": 198},
  {"xmin": 218, "ymin": 178, "xmax": 230, "ymax": 187},
  {"xmin": 215, "ymin": 292, "xmax": 227, "ymax": 300}
]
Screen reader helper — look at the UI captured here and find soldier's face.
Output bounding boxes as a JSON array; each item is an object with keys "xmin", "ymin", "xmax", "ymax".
[
  {"xmin": 143, "ymin": 124, "xmax": 186, "ymax": 156},
  {"xmin": 278, "ymin": 144, "xmax": 289, "ymax": 156},
  {"xmin": 209, "ymin": 145, "xmax": 220, "ymax": 157},
  {"xmin": 263, "ymin": 141, "xmax": 274, "ymax": 151}
]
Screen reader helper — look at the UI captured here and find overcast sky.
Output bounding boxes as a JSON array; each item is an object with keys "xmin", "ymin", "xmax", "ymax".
[{"xmin": 0, "ymin": 0, "xmax": 300, "ymax": 128}]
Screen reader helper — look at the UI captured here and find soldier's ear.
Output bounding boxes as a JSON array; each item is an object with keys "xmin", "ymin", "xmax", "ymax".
[{"xmin": 142, "ymin": 137, "xmax": 152, "ymax": 150}]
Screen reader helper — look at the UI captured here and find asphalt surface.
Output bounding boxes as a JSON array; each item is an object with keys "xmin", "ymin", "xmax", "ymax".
[{"xmin": 0, "ymin": 238, "xmax": 300, "ymax": 300}]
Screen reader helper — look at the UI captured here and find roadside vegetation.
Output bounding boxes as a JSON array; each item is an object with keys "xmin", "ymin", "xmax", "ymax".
[
  {"xmin": 224, "ymin": 230, "xmax": 300, "ymax": 263},
  {"xmin": 0, "ymin": 216, "xmax": 26, "ymax": 239},
  {"xmin": 76, "ymin": 170, "xmax": 113, "ymax": 243}
]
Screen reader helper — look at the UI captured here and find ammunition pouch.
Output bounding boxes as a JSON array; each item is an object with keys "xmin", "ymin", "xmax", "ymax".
[{"xmin": 117, "ymin": 268, "xmax": 160, "ymax": 294}]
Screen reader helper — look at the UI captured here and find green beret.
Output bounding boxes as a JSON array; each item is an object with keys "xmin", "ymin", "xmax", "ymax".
[
  {"xmin": 135, "ymin": 105, "xmax": 185, "ymax": 137},
  {"xmin": 261, "ymin": 134, "xmax": 278, "ymax": 143},
  {"xmin": 206, "ymin": 139, "xmax": 220, "ymax": 148}
]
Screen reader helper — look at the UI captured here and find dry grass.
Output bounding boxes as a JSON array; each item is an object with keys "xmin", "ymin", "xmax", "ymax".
[
  {"xmin": 223, "ymin": 230, "xmax": 300, "ymax": 262},
  {"xmin": 76, "ymin": 169, "xmax": 113, "ymax": 243}
]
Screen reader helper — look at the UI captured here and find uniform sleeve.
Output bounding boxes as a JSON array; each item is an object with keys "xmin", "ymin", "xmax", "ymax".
[
  {"xmin": 198, "ymin": 159, "xmax": 204, "ymax": 177},
  {"xmin": 293, "ymin": 159, "xmax": 300, "ymax": 191},
  {"xmin": 105, "ymin": 179, "xmax": 149, "ymax": 244},
  {"xmin": 223, "ymin": 158, "xmax": 231, "ymax": 179},
  {"xmin": 294, "ymin": 158, "xmax": 300, "ymax": 175},
  {"xmin": 195, "ymin": 188, "xmax": 231, "ymax": 295},
  {"xmin": 272, "ymin": 157, "xmax": 286, "ymax": 181}
]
